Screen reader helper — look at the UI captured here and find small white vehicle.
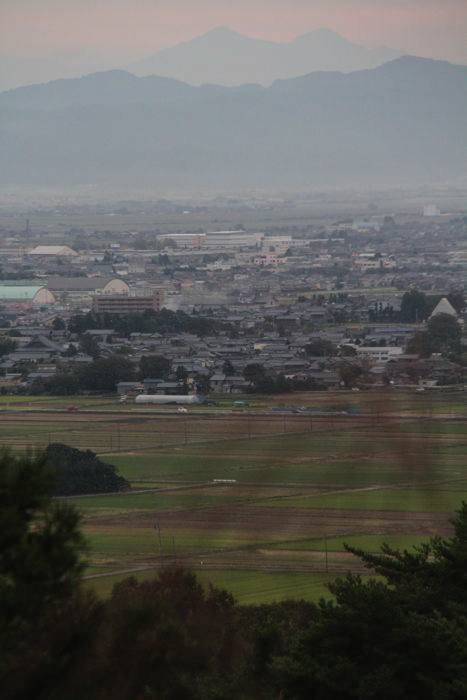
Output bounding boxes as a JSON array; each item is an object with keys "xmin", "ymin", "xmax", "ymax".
[{"xmin": 177, "ymin": 407, "xmax": 188, "ymax": 414}]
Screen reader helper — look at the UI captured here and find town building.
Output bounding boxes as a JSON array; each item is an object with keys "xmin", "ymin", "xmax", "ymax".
[
  {"xmin": 0, "ymin": 284, "xmax": 56, "ymax": 308},
  {"xmin": 93, "ymin": 290, "xmax": 164, "ymax": 314},
  {"xmin": 46, "ymin": 277, "xmax": 130, "ymax": 305},
  {"xmin": 29, "ymin": 245, "xmax": 78, "ymax": 257}
]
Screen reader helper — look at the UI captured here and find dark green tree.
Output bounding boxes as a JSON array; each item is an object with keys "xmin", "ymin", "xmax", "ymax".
[
  {"xmin": 79, "ymin": 333, "xmax": 101, "ymax": 359},
  {"xmin": 196, "ymin": 376, "xmax": 211, "ymax": 395},
  {"xmin": 243, "ymin": 363, "xmax": 266, "ymax": 384},
  {"xmin": 0, "ymin": 336, "xmax": 17, "ymax": 357},
  {"xmin": 427, "ymin": 313, "xmax": 462, "ymax": 354},
  {"xmin": 223, "ymin": 359, "xmax": 235, "ymax": 375},
  {"xmin": 78, "ymin": 355, "xmax": 135, "ymax": 392},
  {"xmin": 52, "ymin": 317, "xmax": 66, "ymax": 331},
  {"xmin": 45, "ymin": 444, "xmax": 129, "ymax": 496},
  {"xmin": 46, "ymin": 372, "xmax": 81, "ymax": 395},
  {"xmin": 176, "ymin": 365, "xmax": 188, "ymax": 382},
  {"xmin": 0, "ymin": 449, "xmax": 90, "ymax": 690},
  {"xmin": 447, "ymin": 291, "xmax": 465, "ymax": 314},
  {"xmin": 408, "ymin": 314, "xmax": 462, "ymax": 358},
  {"xmin": 84, "ymin": 569, "xmax": 246, "ymax": 700},
  {"xmin": 267, "ymin": 505, "xmax": 467, "ymax": 700},
  {"xmin": 400, "ymin": 290, "xmax": 432, "ymax": 323},
  {"xmin": 338, "ymin": 361, "xmax": 364, "ymax": 387},
  {"xmin": 139, "ymin": 354, "xmax": 171, "ymax": 379},
  {"xmin": 406, "ymin": 331, "xmax": 433, "ymax": 358},
  {"xmin": 62, "ymin": 343, "xmax": 78, "ymax": 357},
  {"xmin": 304, "ymin": 339, "xmax": 337, "ymax": 357}
]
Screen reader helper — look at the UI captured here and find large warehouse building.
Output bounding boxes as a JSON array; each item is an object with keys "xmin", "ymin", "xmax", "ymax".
[
  {"xmin": 28, "ymin": 245, "xmax": 78, "ymax": 257},
  {"xmin": 46, "ymin": 276, "xmax": 130, "ymax": 304},
  {"xmin": 0, "ymin": 285, "xmax": 56, "ymax": 307}
]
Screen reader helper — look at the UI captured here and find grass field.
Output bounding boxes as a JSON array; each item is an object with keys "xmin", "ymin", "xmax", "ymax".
[
  {"xmin": 1, "ymin": 389, "xmax": 465, "ymax": 602},
  {"xmin": 86, "ymin": 567, "xmax": 340, "ymax": 604}
]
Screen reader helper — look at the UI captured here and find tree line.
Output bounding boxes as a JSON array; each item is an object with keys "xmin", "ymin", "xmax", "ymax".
[
  {"xmin": 68, "ymin": 308, "xmax": 222, "ymax": 338},
  {"xmin": 30, "ymin": 354, "xmax": 181, "ymax": 395}
]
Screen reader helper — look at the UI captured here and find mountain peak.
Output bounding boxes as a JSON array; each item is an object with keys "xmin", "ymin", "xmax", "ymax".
[
  {"xmin": 295, "ymin": 28, "xmax": 350, "ymax": 43},
  {"xmin": 203, "ymin": 26, "xmax": 242, "ymax": 37},
  {"xmin": 192, "ymin": 26, "xmax": 249, "ymax": 44}
]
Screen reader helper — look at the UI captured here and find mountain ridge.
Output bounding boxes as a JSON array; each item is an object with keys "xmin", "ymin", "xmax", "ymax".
[
  {"xmin": 1, "ymin": 56, "xmax": 465, "ymax": 192},
  {"xmin": 129, "ymin": 26, "xmax": 402, "ymax": 86},
  {"xmin": 1, "ymin": 55, "xmax": 449, "ymax": 103}
]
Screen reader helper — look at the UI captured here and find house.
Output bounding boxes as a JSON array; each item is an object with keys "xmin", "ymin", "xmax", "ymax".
[
  {"xmin": 140, "ymin": 377, "xmax": 191, "ymax": 395},
  {"xmin": 349, "ymin": 345, "xmax": 404, "ymax": 364},
  {"xmin": 210, "ymin": 374, "xmax": 250, "ymax": 394},
  {"xmin": 116, "ymin": 381, "xmax": 143, "ymax": 396},
  {"xmin": 24, "ymin": 335, "xmax": 64, "ymax": 353}
]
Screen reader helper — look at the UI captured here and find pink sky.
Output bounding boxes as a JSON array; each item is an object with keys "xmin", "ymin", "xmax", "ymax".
[{"xmin": 1, "ymin": 0, "xmax": 467, "ymax": 63}]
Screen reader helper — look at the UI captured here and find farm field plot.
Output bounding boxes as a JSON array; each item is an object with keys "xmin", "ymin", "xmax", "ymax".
[
  {"xmin": 1, "ymin": 390, "xmax": 465, "ymax": 603},
  {"xmin": 87, "ymin": 568, "xmax": 339, "ymax": 604},
  {"xmin": 0, "ymin": 409, "xmax": 367, "ymax": 454},
  {"xmin": 105, "ymin": 426, "xmax": 465, "ymax": 488}
]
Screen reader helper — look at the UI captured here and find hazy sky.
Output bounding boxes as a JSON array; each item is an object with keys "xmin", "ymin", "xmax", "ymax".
[{"xmin": 1, "ymin": 0, "xmax": 467, "ymax": 63}]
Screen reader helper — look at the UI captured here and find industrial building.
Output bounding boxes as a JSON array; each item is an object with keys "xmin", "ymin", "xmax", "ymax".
[
  {"xmin": 93, "ymin": 290, "xmax": 164, "ymax": 314},
  {"xmin": 0, "ymin": 285, "xmax": 56, "ymax": 307},
  {"xmin": 47, "ymin": 276, "xmax": 130, "ymax": 304},
  {"xmin": 29, "ymin": 245, "xmax": 78, "ymax": 257}
]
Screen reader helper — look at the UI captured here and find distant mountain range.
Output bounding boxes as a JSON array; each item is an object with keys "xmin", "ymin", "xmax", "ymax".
[
  {"xmin": 129, "ymin": 27, "xmax": 402, "ymax": 86},
  {"xmin": 1, "ymin": 57, "xmax": 466, "ymax": 192},
  {"xmin": 0, "ymin": 50, "xmax": 120, "ymax": 93},
  {"xmin": 0, "ymin": 28, "xmax": 402, "ymax": 92}
]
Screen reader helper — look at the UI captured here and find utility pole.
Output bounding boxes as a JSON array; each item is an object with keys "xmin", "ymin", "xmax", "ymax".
[
  {"xmin": 154, "ymin": 521, "xmax": 163, "ymax": 567},
  {"xmin": 324, "ymin": 534, "xmax": 329, "ymax": 573}
]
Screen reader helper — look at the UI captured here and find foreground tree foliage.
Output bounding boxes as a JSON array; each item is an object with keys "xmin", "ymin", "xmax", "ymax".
[
  {"xmin": 0, "ymin": 448, "xmax": 94, "ymax": 700},
  {"xmin": 2, "ymin": 448, "xmax": 467, "ymax": 699},
  {"xmin": 266, "ymin": 509, "xmax": 467, "ymax": 699},
  {"xmin": 83, "ymin": 572, "xmax": 247, "ymax": 700}
]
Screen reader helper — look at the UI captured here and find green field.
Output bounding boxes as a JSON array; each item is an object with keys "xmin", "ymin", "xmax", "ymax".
[
  {"xmin": 68, "ymin": 491, "xmax": 241, "ymax": 514},
  {"xmin": 1, "ymin": 389, "xmax": 466, "ymax": 602},
  {"xmin": 87, "ymin": 568, "xmax": 338, "ymax": 604},
  {"xmin": 259, "ymin": 487, "xmax": 467, "ymax": 512},
  {"xmin": 268, "ymin": 533, "xmax": 437, "ymax": 552}
]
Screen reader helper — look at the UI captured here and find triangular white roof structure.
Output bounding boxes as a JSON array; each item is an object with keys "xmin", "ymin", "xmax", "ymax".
[
  {"xmin": 29, "ymin": 245, "xmax": 78, "ymax": 256},
  {"xmin": 429, "ymin": 297, "xmax": 458, "ymax": 319}
]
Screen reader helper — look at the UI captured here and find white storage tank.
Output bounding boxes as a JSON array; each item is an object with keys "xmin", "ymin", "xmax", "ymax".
[{"xmin": 135, "ymin": 394, "xmax": 203, "ymax": 405}]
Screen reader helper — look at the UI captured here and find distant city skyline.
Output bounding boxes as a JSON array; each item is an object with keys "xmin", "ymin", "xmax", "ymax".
[{"xmin": 1, "ymin": 0, "xmax": 467, "ymax": 65}]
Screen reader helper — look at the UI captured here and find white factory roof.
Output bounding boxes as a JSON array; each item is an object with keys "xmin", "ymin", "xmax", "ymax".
[
  {"xmin": 29, "ymin": 245, "xmax": 78, "ymax": 256},
  {"xmin": 429, "ymin": 297, "xmax": 458, "ymax": 319}
]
